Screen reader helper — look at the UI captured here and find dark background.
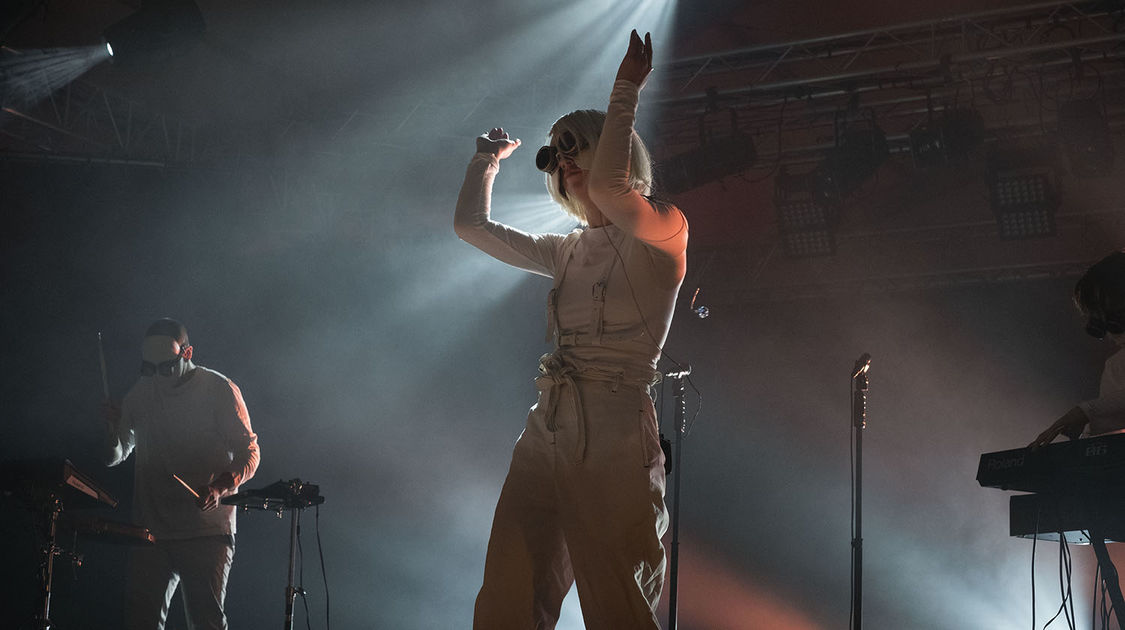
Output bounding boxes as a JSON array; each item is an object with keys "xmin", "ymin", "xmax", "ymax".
[{"xmin": 3, "ymin": 0, "xmax": 1124, "ymax": 628}]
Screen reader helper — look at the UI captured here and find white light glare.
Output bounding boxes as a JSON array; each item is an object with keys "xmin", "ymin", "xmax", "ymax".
[{"xmin": 105, "ymin": 41, "xmax": 114, "ymax": 57}]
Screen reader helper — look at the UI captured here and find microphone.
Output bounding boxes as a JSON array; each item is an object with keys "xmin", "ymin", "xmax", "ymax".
[
  {"xmin": 851, "ymin": 353, "xmax": 871, "ymax": 378},
  {"xmin": 665, "ymin": 364, "xmax": 692, "ymax": 379}
]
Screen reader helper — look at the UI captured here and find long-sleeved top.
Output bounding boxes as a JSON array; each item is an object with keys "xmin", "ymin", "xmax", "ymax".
[
  {"xmin": 1080, "ymin": 348, "xmax": 1125, "ymax": 435},
  {"xmin": 106, "ymin": 366, "xmax": 260, "ymax": 539},
  {"xmin": 454, "ymin": 80, "xmax": 688, "ymax": 374}
]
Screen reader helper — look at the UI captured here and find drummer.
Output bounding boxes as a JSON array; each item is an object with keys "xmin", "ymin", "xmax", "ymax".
[{"xmin": 101, "ymin": 318, "xmax": 260, "ymax": 630}]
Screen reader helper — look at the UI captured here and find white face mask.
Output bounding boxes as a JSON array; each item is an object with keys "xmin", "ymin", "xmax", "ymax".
[{"xmin": 141, "ymin": 335, "xmax": 191, "ymax": 391}]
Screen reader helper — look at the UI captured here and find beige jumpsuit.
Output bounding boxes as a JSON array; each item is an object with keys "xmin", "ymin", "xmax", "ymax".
[{"xmin": 455, "ymin": 80, "xmax": 688, "ymax": 629}]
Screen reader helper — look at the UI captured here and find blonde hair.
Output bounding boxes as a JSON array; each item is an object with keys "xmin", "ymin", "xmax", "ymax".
[{"xmin": 544, "ymin": 109, "xmax": 654, "ymax": 225}]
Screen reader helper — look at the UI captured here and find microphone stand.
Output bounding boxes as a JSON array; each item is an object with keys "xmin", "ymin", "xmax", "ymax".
[
  {"xmin": 665, "ymin": 365, "xmax": 691, "ymax": 630},
  {"xmin": 850, "ymin": 358, "xmax": 869, "ymax": 630}
]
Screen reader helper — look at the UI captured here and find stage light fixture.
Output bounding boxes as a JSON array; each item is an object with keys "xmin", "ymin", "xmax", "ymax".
[
  {"xmin": 817, "ymin": 118, "xmax": 889, "ymax": 197},
  {"xmin": 781, "ymin": 229, "xmax": 836, "ymax": 258},
  {"xmin": 659, "ymin": 107, "xmax": 756, "ymax": 194},
  {"xmin": 774, "ymin": 167, "xmax": 839, "ymax": 257},
  {"xmin": 909, "ymin": 109, "xmax": 984, "ymax": 168},
  {"xmin": 102, "ymin": 0, "xmax": 204, "ymax": 67},
  {"xmin": 987, "ymin": 149, "xmax": 1059, "ymax": 240},
  {"xmin": 1058, "ymin": 98, "xmax": 1114, "ymax": 177}
]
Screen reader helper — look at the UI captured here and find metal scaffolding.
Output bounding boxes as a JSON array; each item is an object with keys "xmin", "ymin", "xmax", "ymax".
[
  {"xmin": 651, "ymin": 0, "xmax": 1125, "ymax": 159},
  {"xmin": 649, "ymin": 1, "xmax": 1125, "ymax": 303},
  {"xmin": 1, "ymin": 46, "xmax": 209, "ymax": 167},
  {"xmin": 3, "ymin": 3, "xmax": 1123, "ymax": 298}
]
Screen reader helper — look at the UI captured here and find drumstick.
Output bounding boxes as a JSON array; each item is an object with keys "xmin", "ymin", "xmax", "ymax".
[
  {"xmin": 97, "ymin": 332, "xmax": 110, "ymax": 400},
  {"xmin": 171, "ymin": 474, "xmax": 201, "ymax": 499}
]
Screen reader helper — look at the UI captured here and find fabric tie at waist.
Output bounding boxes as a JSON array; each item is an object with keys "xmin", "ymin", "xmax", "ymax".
[{"xmin": 535, "ymin": 352, "xmax": 660, "ymax": 464}]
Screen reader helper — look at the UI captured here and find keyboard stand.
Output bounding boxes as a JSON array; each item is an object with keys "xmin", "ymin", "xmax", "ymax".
[{"xmin": 1090, "ymin": 529, "xmax": 1125, "ymax": 630}]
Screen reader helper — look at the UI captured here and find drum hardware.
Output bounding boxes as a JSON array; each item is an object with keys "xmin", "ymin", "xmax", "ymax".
[
  {"xmin": 223, "ymin": 479, "xmax": 325, "ymax": 630},
  {"xmin": 1, "ymin": 458, "xmax": 134, "ymax": 630}
]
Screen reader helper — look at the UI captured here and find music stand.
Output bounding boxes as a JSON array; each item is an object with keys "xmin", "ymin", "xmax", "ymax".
[{"xmin": 222, "ymin": 479, "xmax": 324, "ymax": 630}]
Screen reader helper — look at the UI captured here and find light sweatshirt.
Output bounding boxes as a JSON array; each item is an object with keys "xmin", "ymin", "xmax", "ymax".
[{"xmin": 107, "ymin": 366, "xmax": 260, "ymax": 539}]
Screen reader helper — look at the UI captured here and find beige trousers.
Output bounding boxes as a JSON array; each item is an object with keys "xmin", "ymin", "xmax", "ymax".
[{"xmin": 474, "ymin": 376, "xmax": 668, "ymax": 630}]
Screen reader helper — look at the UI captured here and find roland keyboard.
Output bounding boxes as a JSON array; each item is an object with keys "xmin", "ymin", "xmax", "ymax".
[
  {"xmin": 980, "ymin": 432, "xmax": 1125, "ymax": 616},
  {"xmin": 976, "ymin": 431, "xmax": 1125, "ymax": 494}
]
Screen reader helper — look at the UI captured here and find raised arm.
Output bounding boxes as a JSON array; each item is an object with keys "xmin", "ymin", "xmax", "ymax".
[
  {"xmin": 587, "ymin": 31, "xmax": 688, "ymax": 259},
  {"xmin": 454, "ymin": 128, "xmax": 566, "ymax": 277},
  {"xmin": 102, "ymin": 397, "xmax": 135, "ymax": 467}
]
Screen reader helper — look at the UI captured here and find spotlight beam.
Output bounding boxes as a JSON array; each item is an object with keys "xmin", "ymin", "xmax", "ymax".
[{"xmin": 1, "ymin": 45, "xmax": 111, "ymax": 113}]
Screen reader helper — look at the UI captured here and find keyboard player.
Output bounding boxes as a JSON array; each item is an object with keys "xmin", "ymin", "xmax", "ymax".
[{"xmin": 1032, "ymin": 251, "xmax": 1125, "ymax": 449}]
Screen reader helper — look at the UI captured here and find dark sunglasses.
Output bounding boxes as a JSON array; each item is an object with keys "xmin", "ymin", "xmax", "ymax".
[
  {"xmin": 535, "ymin": 130, "xmax": 585, "ymax": 174},
  {"xmin": 140, "ymin": 353, "xmax": 185, "ymax": 377}
]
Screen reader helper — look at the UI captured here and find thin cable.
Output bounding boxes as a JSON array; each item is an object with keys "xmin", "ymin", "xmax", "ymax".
[
  {"xmin": 298, "ymin": 516, "xmax": 311, "ymax": 630},
  {"xmin": 601, "ymin": 221, "xmax": 684, "ymax": 369},
  {"xmin": 1042, "ymin": 529, "xmax": 1076, "ymax": 630},
  {"xmin": 1092, "ymin": 558, "xmax": 1100, "ymax": 630},
  {"xmin": 1056, "ymin": 535, "xmax": 1065, "ymax": 629},
  {"xmin": 1068, "ymin": 536, "xmax": 1077, "ymax": 629},
  {"xmin": 602, "ymin": 227, "xmax": 704, "ymax": 437},
  {"xmin": 657, "ymin": 372, "xmax": 669, "ymax": 461},
  {"xmin": 1064, "ymin": 534, "xmax": 1075, "ymax": 630},
  {"xmin": 1033, "ymin": 504, "xmax": 1040, "ymax": 630},
  {"xmin": 317, "ymin": 504, "xmax": 330, "ymax": 630}
]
